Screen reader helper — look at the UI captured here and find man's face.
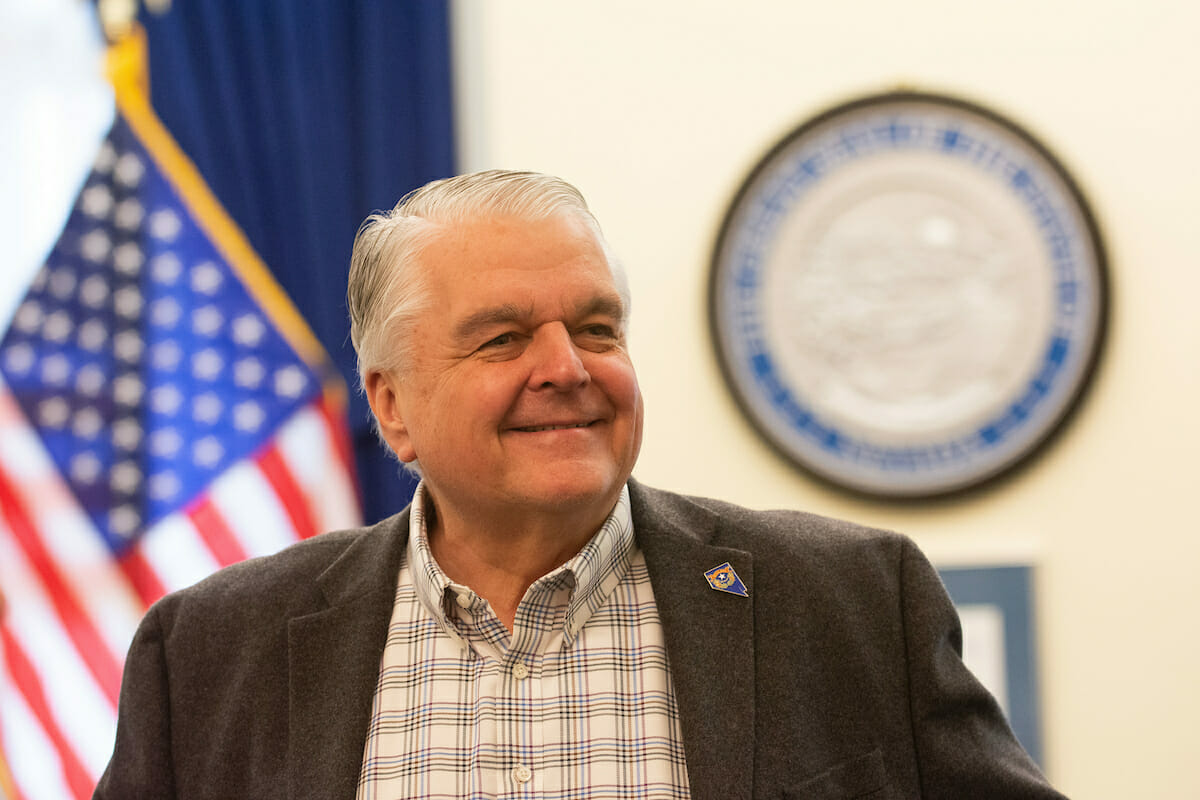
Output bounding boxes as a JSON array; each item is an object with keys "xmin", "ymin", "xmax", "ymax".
[{"xmin": 369, "ymin": 213, "xmax": 643, "ymax": 529}]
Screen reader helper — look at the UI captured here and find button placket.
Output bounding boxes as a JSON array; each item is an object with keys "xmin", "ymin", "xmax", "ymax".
[{"xmin": 507, "ymin": 645, "xmax": 542, "ymax": 795}]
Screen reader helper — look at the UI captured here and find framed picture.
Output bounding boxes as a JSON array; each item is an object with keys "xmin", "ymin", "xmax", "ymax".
[{"xmin": 939, "ymin": 564, "xmax": 1044, "ymax": 766}]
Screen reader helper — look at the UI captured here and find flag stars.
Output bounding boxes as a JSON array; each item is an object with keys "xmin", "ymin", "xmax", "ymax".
[
  {"xmin": 3, "ymin": 344, "xmax": 35, "ymax": 375},
  {"xmin": 191, "ymin": 262, "xmax": 223, "ymax": 295},
  {"xmin": 114, "ymin": 286, "xmax": 143, "ymax": 319},
  {"xmin": 81, "ymin": 184, "xmax": 114, "ymax": 218},
  {"xmin": 112, "ymin": 418, "xmax": 143, "ymax": 451},
  {"xmin": 110, "ymin": 461, "xmax": 142, "ymax": 494},
  {"xmin": 151, "ymin": 252, "xmax": 183, "ymax": 284},
  {"xmin": 80, "ymin": 274, "xmax": 109, "ymax": 308},
  {"xmin": 78, "ymin": 319, "xmax": 107, "ymax": 352},
  {"xmin": 274, "ymin": 366, "xmax": 308, "ymax": 398},
  {"xmin": 234, "ymin": 357, "xmax": 265, "ymax": 388},
  {"xmin": 69, "ymin": 452, "xmax": 103, "ymax": 484},
  {"xmin": 114, "ymin": 330, "xmax": 144, "ymax": 363},
  {"xmin": 113, "ymin": 242, "xmax": 144, "ymax": 275},
  {"xmin": 114, "ymin": 198, "xmax": 145, "ymax": 231},
  {"xmin": 151, "ymin": 340, "xmax": 182, "ymax": 370},
  {"xmin": 93, "ymin": 141, "xmax": 117, "ymax": 173},
  {"xmin": 75, "ymin": 364, "xmax": 106, "ymax": 397},
  {"xmin": 233, "ymin": 401, "xmax": 265, "ymax": 432},
  {"xmin": 43, "ymin": 311, "xmax": 73, "ymax": 343},
  {"xmin": 113, "ymin": 373, "xmax": 144, "ymax": 406},
  {"xmin": 150, "ymin": 297, "xmax": 182, "ymax": 328},
  {"xmin": 150, "ymin": 385, "xmax": 183, "ymax": 415},
  {"xmin": 192, "ymin": 349, "xmax": 224, "ymax": 380},
  {"xmin": 80, "ymin": 228, "xmax": 112, "ymax": 263},
  {"xmin": 72, "ymin": 408, "xmax": 104, "ymax": 439},
  {"xmin": 232, "ymin": 314, "xmax": 266, "ymax": 347},
  {"xmin": 150, "ymin": 428, "xmax": 183, "ymax": 458},
  {"xmin": 114, "ymin": 152, "xmax": 145, "ymax": 187},
  {"xmin": 48, "ymin": 269, "xmax": 77, "ymax": 300},
  {"xmin": 193, "ymin": 393, "xmax": 223, "ymax": 424},
  {"xmin": 193, "ymin": 436, "xmax": 224, "ymax": 468},
  {"xmin": 149, "ymin": 208, "xmax": 182, "ymax": 241},
  {"xmin": 192, "ymin": 306, "xmax": 224, "ymax": 337},
  {"xmin": 0, "ymin": 113, "xmax": 330, "ymax": 548},
  {"xmin": 13, "ymin": 301, "xmax": 43, "ymax": 334},
  {"xmin": 108, "ymin": 506, "xmax": 140, "ymax": 539},
  {"xmin": 41, "ymin": 355, "xmax": 72, "ymax": 386},
  {"xmin": 149, "ymin": 472, "xmax": 181, "ymax": 501},
  {"xmin": 38, "ymin": 397, "xmax": 71, "ymax": 428}
]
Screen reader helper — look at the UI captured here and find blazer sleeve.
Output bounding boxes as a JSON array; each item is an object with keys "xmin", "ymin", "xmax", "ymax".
[
  {"xmin": 898, "ymin": 537, "xmax": 1067, "ymax": 798},
  {"xmin": 92, "ymin": 603, "xmax": 176, "ymax": 800}
]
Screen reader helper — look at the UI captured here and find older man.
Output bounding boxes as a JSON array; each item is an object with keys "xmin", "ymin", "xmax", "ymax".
[{"xmin": 96, "ymin": 171, "xmax": 1066, "ymax": 799}]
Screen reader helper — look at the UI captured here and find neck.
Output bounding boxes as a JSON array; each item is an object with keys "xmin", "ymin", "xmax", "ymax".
[{"xmin": 423, "ymin": 494, "xmax": 614, "ymax": 631}]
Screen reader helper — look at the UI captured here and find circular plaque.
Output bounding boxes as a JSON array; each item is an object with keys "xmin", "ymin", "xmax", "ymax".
[{"xmin": 709, "ymin": 91, "xmax": 1108, "ymax": 498}]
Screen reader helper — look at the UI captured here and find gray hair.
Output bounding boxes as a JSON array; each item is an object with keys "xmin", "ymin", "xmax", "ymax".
[
  {"xmin": 346, "ymin": 170, "xmax": 630, "ymax": 474},
  {"xmin": 347, "ymin": 169, "xmax": 629, "ymax": 386}
]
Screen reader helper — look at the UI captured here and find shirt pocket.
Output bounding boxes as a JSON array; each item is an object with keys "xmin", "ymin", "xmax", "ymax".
[{"xmin": 782, "ymin": 747, "xmax": 887, "ymax": 799}]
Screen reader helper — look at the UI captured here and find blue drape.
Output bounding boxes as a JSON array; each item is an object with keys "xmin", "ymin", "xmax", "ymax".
[{"xmin": 134, "ymin": 1, "xmax": 457, "ymax": 522}]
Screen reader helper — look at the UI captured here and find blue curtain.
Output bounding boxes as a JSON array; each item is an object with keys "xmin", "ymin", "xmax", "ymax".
[{"xmin": 133, "ymin": 1, "xmax": 457, "ymax": 522}]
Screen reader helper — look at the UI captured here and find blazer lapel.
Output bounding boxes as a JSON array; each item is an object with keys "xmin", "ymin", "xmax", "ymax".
[
  {"xmin": 286, "ymin": 512, "xmax": 410, "ymax": 799},
  {"xmin": 632, "ymin": 483, "xmax": 756, "ymax": 800}
]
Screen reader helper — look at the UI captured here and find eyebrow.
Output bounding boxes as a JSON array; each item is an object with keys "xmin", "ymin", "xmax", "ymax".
[
  {"xmin": 451, "ymin": 295, "xmax": 626, "ymax": 342},
  {"xmin": 452, "ymin": 304, "xmax": 527, "ymax": 343}
]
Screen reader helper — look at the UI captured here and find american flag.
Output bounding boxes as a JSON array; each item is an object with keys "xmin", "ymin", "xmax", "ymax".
[{"xmin": 0, "ymin": 74, "xmax": 361, "ymax": 798}]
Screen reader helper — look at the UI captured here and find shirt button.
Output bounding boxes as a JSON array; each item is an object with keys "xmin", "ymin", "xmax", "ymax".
[
  {"xmin": 513, "ymin": 764, "xmax": 532, "ymax": 783},
  {"xmin": 512, "ymin": 663, "xmax": 530, "ymax": 680},
  {"xmin": 455, "ymin": 592, "xmax": 471, "ymax": 609}
]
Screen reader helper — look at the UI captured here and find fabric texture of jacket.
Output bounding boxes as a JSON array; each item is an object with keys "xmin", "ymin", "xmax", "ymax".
[{"xmin": 95, "ymin": 480, "xmax": 1066, "ymax": 799}]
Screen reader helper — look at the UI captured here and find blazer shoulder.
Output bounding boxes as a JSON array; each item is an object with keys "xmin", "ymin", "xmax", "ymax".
[
  {"xmin": 150, "ymin": 511, "xmax": 409, "ymax": 628},
  {"xmin": 630, "ymin": 479, "xmax": 907, "ymax": 559}
]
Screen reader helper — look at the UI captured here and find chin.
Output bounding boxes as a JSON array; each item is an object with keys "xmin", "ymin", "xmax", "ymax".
[{"xmin": 521, "ymin": 472, "xmax": 624, "ymax": 510}]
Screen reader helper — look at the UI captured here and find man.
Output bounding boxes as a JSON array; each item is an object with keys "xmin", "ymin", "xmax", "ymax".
[{"xmin": 96, "ymin": 170, "xmax": 1066, "ymax": 798}]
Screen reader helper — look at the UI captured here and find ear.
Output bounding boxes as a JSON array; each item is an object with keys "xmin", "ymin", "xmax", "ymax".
[{"xmin": 363, "ymin": 370, "xmax": 418, "ymax": 463}]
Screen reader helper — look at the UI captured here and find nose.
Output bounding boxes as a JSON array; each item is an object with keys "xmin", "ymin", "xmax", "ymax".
[{"xmin": 526, "ymin": 322, "xmax": 589, "ymax": 391}]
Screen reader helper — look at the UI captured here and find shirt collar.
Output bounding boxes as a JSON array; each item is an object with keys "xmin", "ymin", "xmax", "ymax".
[{"xmin": 406, "ymin": 482, "xmax": 635, "ymax": 650}]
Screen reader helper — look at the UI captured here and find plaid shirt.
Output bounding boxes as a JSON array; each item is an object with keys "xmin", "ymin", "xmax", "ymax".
[{"xmin": 356, "ymin": 483, "xmax": 691, "ymax": 800}]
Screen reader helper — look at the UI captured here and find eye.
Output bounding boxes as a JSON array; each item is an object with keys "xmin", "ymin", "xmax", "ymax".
[
  {"xmin": 581, "ymin": 323, "xmax": 617, "ymax": 338},
  {"xmin": 575, "ymin": 323, "xmax": 621, "ymax": 351},
  {"xmin": 482, "ymin": 332, "xmax": 514, "ymax": 348},
  {"xmin": 475, "ymin": 331, "xmax": 530, "ymax": 358}
]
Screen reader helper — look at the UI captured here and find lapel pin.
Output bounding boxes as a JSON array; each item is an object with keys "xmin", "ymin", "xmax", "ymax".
[{"xmin": 704, "ymin": 562, "xmax": 749, "ymax": 597}]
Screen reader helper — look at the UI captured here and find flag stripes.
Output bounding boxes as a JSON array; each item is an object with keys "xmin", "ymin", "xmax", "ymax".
[
  {"xmin": 115, "ymin": 548, "xmax": 167, "ymax": 611},
  {"xmin": 258, "ymin": 444, "xmax": 320, "ymax": 543},
  {"xmin": 0, "ymin": 385, "xmax": 361, "ymax": 796},
  {"xmin": 0, "ymin": 626, "xmax": 93, "ymax": 800},
  {"xmin": 0, "ymin": 464, "xmax": 125, "ymax": 708}
]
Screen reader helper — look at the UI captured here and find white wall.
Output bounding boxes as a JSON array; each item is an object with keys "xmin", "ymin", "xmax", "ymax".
[{"xmin": 452, "ymin": 2, "xmax": 1200, "ymax": 797}]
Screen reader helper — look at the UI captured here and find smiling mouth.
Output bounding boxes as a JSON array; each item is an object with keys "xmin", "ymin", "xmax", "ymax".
[{"xmin": 513, "ymin": 422, "xmax": 595, "ymax": 433}]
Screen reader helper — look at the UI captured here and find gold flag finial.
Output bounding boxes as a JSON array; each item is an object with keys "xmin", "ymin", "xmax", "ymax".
[
  {"xmin": 98, "ymin": 0, "xmax": 172, "ymax": 44},
  {"xmin": 98, "ymin": 0, "xmax": 137, "ymax": 43},
  {"xmin": 105, "ymin": 20, "xmax": 151, "ymax": 102}
]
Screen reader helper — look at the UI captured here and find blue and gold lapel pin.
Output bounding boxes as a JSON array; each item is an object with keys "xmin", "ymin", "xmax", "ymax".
[{"xmin": 704, "ymin": 562, "xmax": 749, "ymax": 597}]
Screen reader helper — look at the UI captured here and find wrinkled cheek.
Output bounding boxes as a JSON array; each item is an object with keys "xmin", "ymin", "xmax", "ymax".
[{"xmin": 625, "ymin": 382, "xmax": 646, "ymax": 463}]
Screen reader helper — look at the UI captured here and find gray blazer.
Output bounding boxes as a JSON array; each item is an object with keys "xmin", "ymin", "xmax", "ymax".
[{"xmin": 95, "ymin": 480, "xmax": 1065, "ymax": 799}]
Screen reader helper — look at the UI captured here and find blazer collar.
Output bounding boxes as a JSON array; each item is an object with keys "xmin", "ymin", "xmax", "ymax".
[
  {"xmin": 286, "ymin": 509, "xmax": 412, "ymax": 799},
  {"xmin": 283, "ymin": 481, "xmax": 758, "ymax": 800},
  {"xmin": 630, "ymin": 479, "xmax": 757, "ymax": 800}
]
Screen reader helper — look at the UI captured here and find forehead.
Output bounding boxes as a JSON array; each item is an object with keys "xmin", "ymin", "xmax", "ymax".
[{"xmin": 418, "ymin": 213, "xmax": 621, "ymax": 311}]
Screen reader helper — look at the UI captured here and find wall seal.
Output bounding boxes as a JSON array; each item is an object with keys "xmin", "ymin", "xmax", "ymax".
[{"xmin": 709, "ymin": 91, "xmax": 1108, "ymax": 499}]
